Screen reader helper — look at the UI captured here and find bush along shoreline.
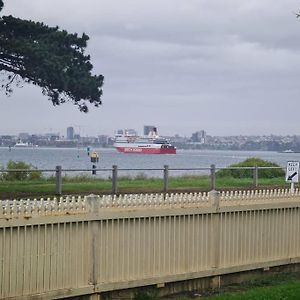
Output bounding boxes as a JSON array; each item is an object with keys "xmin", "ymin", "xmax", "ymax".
[
  {"xmin": 1, "ymin": 160, "xmax": 42, "ymax": 181},
  {"xmin": 217, "ymin": 157, "xmax": 284, "ymax": 179}
]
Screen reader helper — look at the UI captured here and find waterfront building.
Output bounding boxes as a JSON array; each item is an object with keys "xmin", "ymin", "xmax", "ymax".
[
  {"xmin": 67, "ymin": 127, "xmax": 74, "ymax": 140},
  {"xmin": 191, "ymin": 130, "xmax": 207, "ymax": 144}
]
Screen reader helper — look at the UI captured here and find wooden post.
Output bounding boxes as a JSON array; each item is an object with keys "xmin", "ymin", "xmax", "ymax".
[
  {"xmin": 163, "ymin": 165, "xmax": 169, "ymax": 194},
  {"xmin": 209, "ymin": 189, "xmax": 220, "ymax": 211},
  {"xmin": 112, "ymin": 165, "xmax": 118, "ymax": 194},
  {"xmin": 209, "ymin": 190, "xmax": 220, "ymax": 268},
  {"xmin": 253, "ymin": 165, "xmax": 258, "ymax": 188},
  {"xmin": 210, "ymin": 164, "xmax": 216, "ymax": 190},
  {"xmin": 55, "ymin": 165, "xmax": 62, "ymax": 195},
  {"xmin": 291, "ymin": 182, "xmax": 295, "ymax": 194}
]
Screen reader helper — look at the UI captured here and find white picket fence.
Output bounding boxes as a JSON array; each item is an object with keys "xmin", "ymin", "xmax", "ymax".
[{"xmin": 1, "ymin": 189, "xmax": 300, "ymax": 299}]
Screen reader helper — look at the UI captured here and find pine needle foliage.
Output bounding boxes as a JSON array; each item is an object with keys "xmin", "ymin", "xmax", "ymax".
[{"xmin": 0, "ymin": 0, "xmax": 104, "ymax": 112}]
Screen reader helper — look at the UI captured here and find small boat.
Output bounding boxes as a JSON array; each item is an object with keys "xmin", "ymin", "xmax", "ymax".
[
  {"xmin": 14, "ymin": 141, "xmax": 38, "ymax": 148},
  {"xmin": 282, "ymin": 149, "xmax": 295, "ymax": 153},
  {"xmin": 14, "ymin": 141, "xmax": 30, "ymax": 147}
]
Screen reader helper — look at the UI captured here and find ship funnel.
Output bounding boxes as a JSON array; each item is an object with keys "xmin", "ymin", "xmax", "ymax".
[{"xmin": 148, "ymin": 127, "xmax": 158, "ymax": 137}]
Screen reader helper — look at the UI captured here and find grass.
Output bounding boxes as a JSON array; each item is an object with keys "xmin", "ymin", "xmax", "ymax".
[
  {"xmin": 202, "ymin": 273, "xmax": 300, "ymax": 300},
  {"xmin": 0, "ymin": 175, "xmax": 293, "ymax": 199},
  {"xmin": 163, "ymin": 273, "xmax": 300, "ymax": 300},
  {"xmin": 216, "ymin": 176, "xmax": 285, "ymax": 189},
  {"xmin": 205, "ymin": 282, "xmax": 300, "ymax": 299}
]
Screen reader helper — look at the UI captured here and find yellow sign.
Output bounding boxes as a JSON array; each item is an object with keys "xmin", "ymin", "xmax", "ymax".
[{"xmin": 90, "ymin": 151, "xmax": 99, "ymax": 163}]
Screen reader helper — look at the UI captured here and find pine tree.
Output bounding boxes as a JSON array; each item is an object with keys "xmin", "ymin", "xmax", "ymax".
[{"xmin": 0, "ymin": 0, "xmax": 104, "ymax": 112}]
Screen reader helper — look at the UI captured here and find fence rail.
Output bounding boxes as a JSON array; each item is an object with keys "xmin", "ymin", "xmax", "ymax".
[{"xmin": 0, "ymin": 165, "xmax": 286, "ymax": 195}]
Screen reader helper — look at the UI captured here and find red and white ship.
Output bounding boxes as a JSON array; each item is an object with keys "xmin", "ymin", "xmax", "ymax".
[{"xmin": 114, "ymin": 128, "xmax": 176, "ymax": 154}]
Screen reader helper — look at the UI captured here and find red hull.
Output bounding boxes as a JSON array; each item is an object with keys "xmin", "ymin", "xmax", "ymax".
[{"xmin": 116, "ymin": 147, "xmax": 176, "ymax": 154}]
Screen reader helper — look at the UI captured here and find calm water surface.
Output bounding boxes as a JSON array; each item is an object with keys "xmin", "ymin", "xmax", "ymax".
[{"xmin": 0, "ymin": 147, "xmax": 297, "ymax": 177}]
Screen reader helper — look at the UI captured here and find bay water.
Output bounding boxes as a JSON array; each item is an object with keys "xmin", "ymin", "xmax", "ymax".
[{"xmin": 0, "ymin": 147, "xmax": 297, "ymax": 178}]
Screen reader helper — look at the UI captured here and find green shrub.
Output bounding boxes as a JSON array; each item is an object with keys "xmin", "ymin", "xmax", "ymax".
[
  {"xmin": 217, "ymin": 157, "xmax": 284, "ymax": 179},
  {"xmin": 2, "ymin": 160, "xmax": 43, "ymax": 181}
]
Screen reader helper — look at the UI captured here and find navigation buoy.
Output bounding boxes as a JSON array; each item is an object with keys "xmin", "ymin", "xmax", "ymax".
[
  {"xmin": 90, "ymin": 151, "xmax": 99, "ymax": 163},
  {"xmin": 90, "ymin": 151, "xmax": 100, "ymax": 175}
]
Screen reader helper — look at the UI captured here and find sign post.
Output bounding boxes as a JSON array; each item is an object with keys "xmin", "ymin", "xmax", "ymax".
[{"xmin": 285, "ymin": 161, "xmax": 299, "ymax": 193}]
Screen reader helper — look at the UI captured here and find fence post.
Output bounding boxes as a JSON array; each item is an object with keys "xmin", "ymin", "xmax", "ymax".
[
  {"xmin": 55, "ymin": 165, "xmax": 62, "ymax": 195},
  {"xmin": 209, "ymin": 189, "xmax": 220, "ymax": 211},
  {"xmin": 86, "ymin": 195, "xmax": 100, "ymax": 294},
  {"xmin": 163, "ymin": 165, "xmax": 169, "ymax": 193},
  {"xmin": 86, "ymin": 194, "xmax": 100, "ymax": 214},
  {"xmin": 112, "ymin": 165, "xmax": 118, "ymax": 194},
  {"xmin": 253, "ymin": 165, "xmax": 258, "ymax": 188},
  {"xmin": 209, "ymin": 190, "xmax": 220, "ymax": 268},
  {"xmin": 210, "ymin": 164, "xmax": 216, "ymax": 190}
]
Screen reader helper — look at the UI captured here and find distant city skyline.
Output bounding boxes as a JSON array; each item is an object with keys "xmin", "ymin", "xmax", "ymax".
[{"xmin": 2, "ymin": 126, "xmax": 300, "ymax": 138}]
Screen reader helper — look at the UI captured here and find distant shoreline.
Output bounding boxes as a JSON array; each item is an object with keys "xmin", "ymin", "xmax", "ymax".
[{"xmin": 1, "ymin": 145, "xmax": 300, "ymax": 153}]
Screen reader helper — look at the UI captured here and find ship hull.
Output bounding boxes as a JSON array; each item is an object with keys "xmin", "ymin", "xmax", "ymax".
[{"xmin": 115, "ymin": 146, "xmax": 176, "ymax": 154}]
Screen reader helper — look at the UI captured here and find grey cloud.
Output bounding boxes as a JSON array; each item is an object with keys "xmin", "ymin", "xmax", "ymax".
[{"xmin": 1, "ymin": 0, "xmax": 300, "ymax": 136}]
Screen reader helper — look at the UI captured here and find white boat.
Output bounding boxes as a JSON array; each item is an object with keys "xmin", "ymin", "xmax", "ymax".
[
  {"xmin": 282, "ymin": 149, "xmax": 294, "ymax": 153},
  {"xmin": 14, "ymin": 141, "xmax": 38, "ymax": 148},
  {"xmin": 14, "ymin": 141, "xmax": 30, "ymax": 147}
]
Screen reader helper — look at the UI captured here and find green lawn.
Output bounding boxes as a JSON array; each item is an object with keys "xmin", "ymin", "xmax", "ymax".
[
  {"xmin": 201, "ymin": 273, "xmax": 300, "ymax": 300},
  {"xmin": 0, "ymin": 175, "xmax": 293, "ymax": 199},
  {"xmin": 162, "ymin": 273, "xmax": 300, "ymax": 300},
  {"xmin": 203, "ymin": 281, "xmax": 300, "ymax": 299}
]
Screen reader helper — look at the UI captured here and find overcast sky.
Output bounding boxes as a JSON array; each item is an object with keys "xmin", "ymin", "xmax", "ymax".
[{"xmin": 1, "ymin": 0, "xmax": 300, "ymax": 137}]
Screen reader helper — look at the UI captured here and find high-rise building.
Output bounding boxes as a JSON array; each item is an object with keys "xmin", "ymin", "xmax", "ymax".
[
  {"xmin": 67, "ymin": 127, "xmax": 74, "ymax": 140},
  {"xmin": 191, "ymin": 130, "xmax": 206, "ymax": 144},
  {"xmin": 144, "ymin": 125, "xmax": 156, "ymax": 136}
]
